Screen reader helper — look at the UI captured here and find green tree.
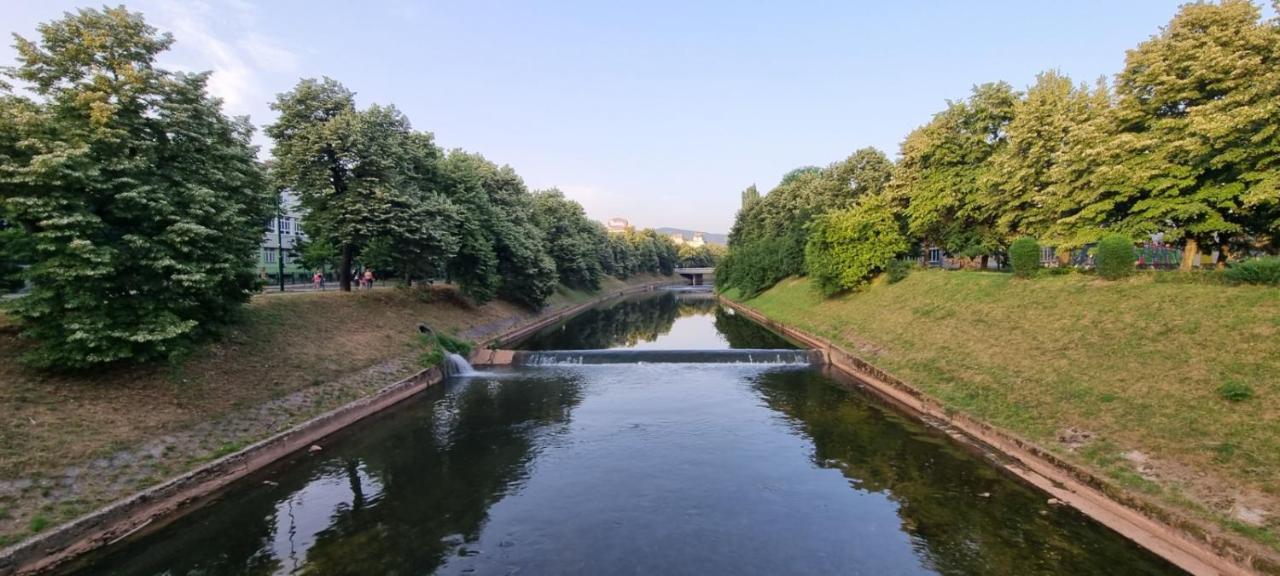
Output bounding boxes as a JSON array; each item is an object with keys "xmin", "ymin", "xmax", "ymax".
[
  {"xmin": 722, "ymin": 148, "xmax": 893, "ymax": 295},
  {"xmin": 805, "ymin": 195, "xmax": 909, "ymax": 296},
  {"xmin": 0, "ymin": 7, "xmax": 271, "ymax": 368},
  {"xmin": 985, "ymin": 71, "xmax": 1100, "ymax": 243},
  {"xmin": 292, "ymin": 235, "xmax": 340, "ymax": 277},
  {"xmin": 441, "ymin": 151, "xmax": 556, "ymax": 308},
  {"xmin": 896, "ymin": 82, "xmax": 1018, "ymax": 267},
  {"xmin": 530, "ymin": 189, "xmax": 604, "ymax": 290},
  {"xmin": 265, "ymin": 78, "xmax": 363, "ymax": 290},
  {"xmin": 1081, "ymin": 0, "xmax": 1280, "ymax": 268}
]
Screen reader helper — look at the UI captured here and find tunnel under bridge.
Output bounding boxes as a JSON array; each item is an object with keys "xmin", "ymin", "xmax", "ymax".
[{"xmin": 674, "ymin": 267, "xmax": 714, "ymax": 285}]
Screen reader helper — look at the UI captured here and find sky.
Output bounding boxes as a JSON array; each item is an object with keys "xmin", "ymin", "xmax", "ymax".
[{"xmin": 2, "ymin": 0, "xmax": 1213, "ymax": 232}]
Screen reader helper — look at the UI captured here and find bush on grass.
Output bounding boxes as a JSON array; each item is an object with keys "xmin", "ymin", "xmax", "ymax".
[
  {"xmin": 1095, "ymin": 235, "xmax": 1136, "ymax": 280},
  {"xmin": 1009, "ymin": 237, "xmax": 1041, "ymax": 278},
  {"xmin": 1223, "ymin": 257, "xmax": 1280, "ymax": 286}
]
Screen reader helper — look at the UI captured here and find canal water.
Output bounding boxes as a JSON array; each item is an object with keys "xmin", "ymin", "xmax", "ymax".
[{"xmin": 81, "ymin": 289, "xmax": 1182, "ymax": 575}]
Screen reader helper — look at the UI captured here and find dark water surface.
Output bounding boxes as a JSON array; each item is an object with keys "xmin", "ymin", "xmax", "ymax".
[{"xmin": 81, "ymin": 290, "xmax": 1181, "ymax": 575}]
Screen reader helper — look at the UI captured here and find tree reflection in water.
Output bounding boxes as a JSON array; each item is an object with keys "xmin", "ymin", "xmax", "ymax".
[
  {"xmin": 749, "ymin": 369, "xmax": 1178, "ymax": 576},
  {"xmin": 88, "ymin": 373, "xmax": 587, "ymax": 575}
]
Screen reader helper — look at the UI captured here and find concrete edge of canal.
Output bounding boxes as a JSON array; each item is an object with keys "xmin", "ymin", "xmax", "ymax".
[
  {"xmin": 717, "ymin": 296, "xmax": 1268, "ymax": 576},
  {"xmin": 0, "ymin": 280, "xmax": 677, "ymax": 576}
]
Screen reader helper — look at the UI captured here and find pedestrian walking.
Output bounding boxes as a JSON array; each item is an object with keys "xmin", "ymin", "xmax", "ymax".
[
  {"xmin": 363, "ymin": 269, "xmax": 375, "ymax": 290},
  {"xmin": 313, "ymin": 270, "xmax": 324, "ymax": 291}
]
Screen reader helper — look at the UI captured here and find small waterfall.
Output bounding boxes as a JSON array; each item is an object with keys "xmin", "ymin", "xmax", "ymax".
[
  {"xmin": 514, "ymin": 349, "xmax": 819, "ymax": 366},
  {"xmin": 445, "ymin": 353, "xmax": 476, "ymax": 376}
]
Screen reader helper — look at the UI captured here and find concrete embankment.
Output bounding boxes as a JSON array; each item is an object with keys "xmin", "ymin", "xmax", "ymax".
[
  {"xmin": 0, "ymin": 280, "xmax": 674, "ymax": 576},
  {"xmin": 719, "ymin": 295, "xmax": 1264, "ymax": 576}
]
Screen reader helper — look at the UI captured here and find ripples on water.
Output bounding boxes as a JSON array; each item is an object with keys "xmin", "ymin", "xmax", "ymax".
[{"xmin": 79, "ymin": 291, "xmax": 1183, "ymax": 575}]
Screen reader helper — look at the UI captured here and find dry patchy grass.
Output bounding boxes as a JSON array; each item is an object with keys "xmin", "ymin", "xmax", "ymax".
[
  {"xmin": 0, "ymin": 275, "xmax": 669, "ymax": 544},
  {"xmin": 735, "ymin": 270, "xmax": 1280, "ymax": 549}
]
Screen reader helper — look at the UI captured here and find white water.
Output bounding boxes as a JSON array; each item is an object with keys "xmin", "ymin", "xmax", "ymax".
[{"xmin": 446, "ymin": 353, "xmax": 476, "ymax": 376}]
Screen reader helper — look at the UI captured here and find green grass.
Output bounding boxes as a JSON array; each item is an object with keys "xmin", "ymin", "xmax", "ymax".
[{"xmin": 732, "ymin": 270, "xmax": 1280, "ymax": 550}]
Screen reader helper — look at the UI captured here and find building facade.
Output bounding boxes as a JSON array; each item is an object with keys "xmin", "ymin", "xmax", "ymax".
[{"xmin": 258, "ymin": 193, "xmax": 311, "ymax": 285}]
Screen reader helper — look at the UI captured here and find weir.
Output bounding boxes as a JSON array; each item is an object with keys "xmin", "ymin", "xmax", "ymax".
[
  {"xmin": 512, "ymin": 348, "xmax": 821, "ymax": 366},
  {"xmin": 72, "ymin": 288, "xmax": 1187, "ymax": 576}
]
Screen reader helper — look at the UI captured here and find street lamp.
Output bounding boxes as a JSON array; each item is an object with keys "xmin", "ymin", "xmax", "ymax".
[{"xmin": 276, "ymin": 197, "xmax": 286, "ymax": 292}]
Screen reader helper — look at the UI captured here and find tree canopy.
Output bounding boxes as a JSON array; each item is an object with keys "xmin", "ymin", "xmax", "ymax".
[
  {"xmin": 722, "ymin": 0, "xmax": 1280, "ymax": 296},
  {"xmin": 0, "ymin": 7, "xmax": 272, "ymax": 367}
]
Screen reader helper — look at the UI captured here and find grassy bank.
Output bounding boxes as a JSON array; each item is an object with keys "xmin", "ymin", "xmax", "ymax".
[
  {"xmin": 0, "ymin": 274, "xmax": 668, "ymax": 546},
  {"xmin": 727, "ymin": 270, "xmax": 1280, "ymax": 552}
]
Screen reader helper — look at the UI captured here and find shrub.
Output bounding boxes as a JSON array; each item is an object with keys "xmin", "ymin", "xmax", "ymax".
[
  {"xmin": 1216, "ymin": 380, "xmax": 1254, "ymax": 402},
  {"xmin": 1009, "ymin": 237, "xmax": 1041, "ymax": 278},
  {"xmin": 436, "ymin": 333, "xmax": 474, "ymax": 356},
  {"xmin": 1223, "ymin": 257, "xmax": 1280, "ymax": 286},
  {"xmin": 805, "ymin": 196, "xmax": 908, "ymax": 296},
  {"xmin": 1095, "ymin": 235, "xmax": 1136, "ymax": 280},
  {"xmin": 416, "ymin": 333, "xmax": 474, "ymax": 368},
  {"xmin": 885, "ymin": 259, "xmax": 912, "ymax": 284}
]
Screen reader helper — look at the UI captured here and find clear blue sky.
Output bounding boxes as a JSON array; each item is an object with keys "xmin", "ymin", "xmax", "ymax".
[{"xmin": 4, "ymin": 0, "xmax": 1214, "ymax": 232}]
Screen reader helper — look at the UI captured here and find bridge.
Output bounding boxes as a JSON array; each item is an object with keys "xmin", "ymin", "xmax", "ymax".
[{"xmin": 674, "ymin": 267, "xmax": 714, "ymax": 285}]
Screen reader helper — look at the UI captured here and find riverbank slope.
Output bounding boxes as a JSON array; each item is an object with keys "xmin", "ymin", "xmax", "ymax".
[
  {"xmin": 0, "ymin": 275, "xmax": 670, "ymax": 547},
  {"xmin": 724, "ymin": 270, "xmax": 1280, "ymax": 561}
]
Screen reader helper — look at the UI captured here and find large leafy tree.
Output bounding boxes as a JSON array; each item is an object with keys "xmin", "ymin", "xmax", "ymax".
[
  {"xmin": 984, "ymin": 71, "xmax": 1101, "ymax": 243},
  {"xmin": 896, "ymin": 82, "xmax": 1018, "ymax": 266},
  {"xmin": 530, "ymin": 189, "xmax": 605, "ymax": 290},
  {"xmin": 722, "ymin": 147, "xmax": 894, "ymax": 295},
  {"xmin": 441, "ymin": 151, "xmax": 556, "ymax": 308},
  {"xmin": 1106, "ymin": 0, "xmax": 1280, "ymax": 267},
  {"xmin": 805, "ymin": 194, "xmax": 908, "ymax": 296},
  {"xmin": 0, "ymin": 7, "xmax": 271, "ymax": 368},
  {"xmin": 266, "ymin": 78, "xmax": 367, "ymax": 291}
]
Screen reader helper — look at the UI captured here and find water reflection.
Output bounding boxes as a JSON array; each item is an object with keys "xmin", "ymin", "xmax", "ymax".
[
  {"xmin": 751, "ymin": 369, "xmax": 1179, "ymax": 575},
  {"xmin": 518, "ymin": 290, "xmax": 795, "ymax": 351},
  {"xmin": 88, "ymin": 373, "xmax": 587, "ymax": 575},
  {"xmin": 79, "ymin": 298, "xmax": 1181, "ymax": 576}
]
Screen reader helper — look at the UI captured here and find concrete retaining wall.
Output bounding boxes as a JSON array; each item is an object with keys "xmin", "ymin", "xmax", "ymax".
[
  {"xmin": 0, "ymin": 279, "xmax": 675, "ymax": 576},
  {"xmin": 720, "ymin": 297, "xmax": 1267, "ymax": 576}
]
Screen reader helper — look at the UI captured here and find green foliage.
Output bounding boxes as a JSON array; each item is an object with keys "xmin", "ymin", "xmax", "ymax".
[
  {"xmin": 1095, "ymin": 235, "xmax": 1136, "ymax": 280},
  {"xmin": 0, "ymin": 219, "xmax": 29, "ymax": 292},
  {"xmin": 1223, "ymin": 257, "xmax": 1280, "ymax": 286},
  {"xmin": 267, "ymin": 81, "xmax": 461, "ymax": 291},
  {"xmin": 885, "ymin": 259, "xmax": 912, "ymax": 284},
  {"xmin": 676, "ymin": 243, "xmax": 725, "ymax": 268},
  {"xmin": 885, "ymin": 259, "xmax": 916, "ymax": 284},
  {"xmin": 530, "ymin": 189, "xmax": 605, "ymax": 290},
  {"xmin": 417, "ymin": 334, "xmax": 445, "ymax": 368},
  {"xmin": 716, "ymin": 236, "xmax": 794, "ymax": 298},
  {"xmin": 896, "ymin": 82, "xmax": 1018, "ymax": 261},
  {"xmin": 1009, "ymin": 237, "xmax": 1041, "ymax": 278},
  {"xmin": 0, "ymin": 7, "xmax": 272, "ymax": 369},
  {"xmin": 436, "ymin": 332, "xmax": 474, "ymax": 356},
  {"xmin": 1216, "ymin": 380, "xmax": 1254, "ymax": 402},
  {"xmin": 291, "ymin": 235, "xmax": 340, "ymax": 276},
  {"xmin": 805, "ymin": 196, "xmax": 909, "ymax": 296},
  {"xmin": 1054, "ymin": 1, "xmax": 1280, "ymax": 259},
  {"xmin": 416, "ymin": 331, "xmax": 474, "ymax": 368},
  {"xmin": 723, "ymin": 147, "xmax": 893, "ymax": 295}
]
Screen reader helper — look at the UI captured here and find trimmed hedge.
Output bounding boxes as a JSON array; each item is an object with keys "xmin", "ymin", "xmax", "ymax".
[
  {"xmin": 1095, "ymin": 234, "xmax": 1135, "ymax": 280},
  {"xmin": 1009, "ymin": 237, "xmax": 1040, "ymax": 278},
  {"xmin": 1224, "ymin": 256, "xmax": 1280, "ymax": 286}
]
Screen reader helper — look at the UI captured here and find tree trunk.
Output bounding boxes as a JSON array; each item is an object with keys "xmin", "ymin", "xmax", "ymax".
[
  {"xmin": 1216, "ymin": 242, "xmax": 1231, "ymax": 270},
  {"xmin": 979, "ymin": 255, "xmax": 989, "ymax": 270},
  {"xmin": 1180, "ymin": 239, "xmax": 1199, "ymax": 272},
  {"xmin": 340, "ymin": 244, "xmax": 353, "ymax": 291}
]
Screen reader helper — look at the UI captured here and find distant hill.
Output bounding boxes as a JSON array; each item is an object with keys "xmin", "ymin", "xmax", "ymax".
[{"xmin": 655, "ymin": 227, "xmax": 728, "ymax": 246}]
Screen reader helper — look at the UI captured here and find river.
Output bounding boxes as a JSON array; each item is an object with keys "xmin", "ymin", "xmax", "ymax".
[{"xmin": 79, "ymin": 288, "xmax": 1182, "ymax": 575}]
